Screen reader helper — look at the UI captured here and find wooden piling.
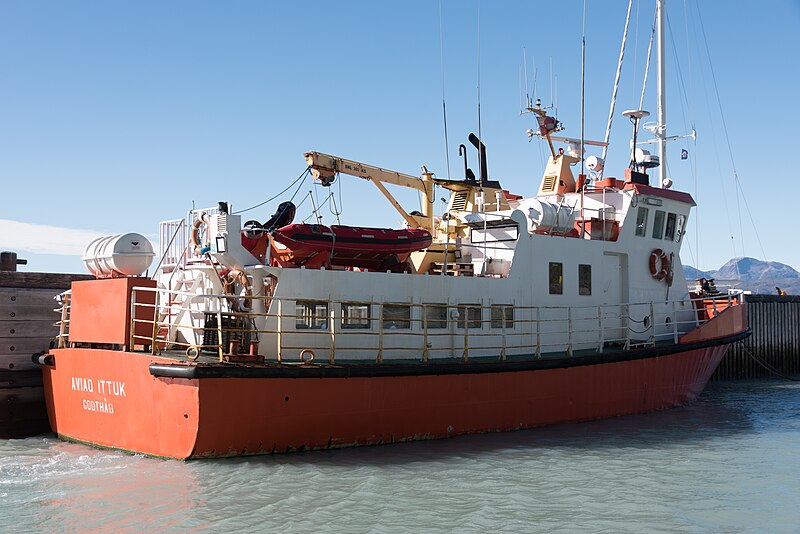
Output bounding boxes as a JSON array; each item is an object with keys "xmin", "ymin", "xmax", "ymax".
[
  {"xmin": 713, "ymin": 294, "xmax": 800, "ymax": 380},
  {"xmin": 0, "ymin": 271, "xmax": 92, "ymax": 437}
]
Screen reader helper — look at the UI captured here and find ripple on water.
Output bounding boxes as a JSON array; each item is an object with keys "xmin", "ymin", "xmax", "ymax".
[{"xmin": 0, "ymin": 380, "xmax": 799, "ymax": 533}]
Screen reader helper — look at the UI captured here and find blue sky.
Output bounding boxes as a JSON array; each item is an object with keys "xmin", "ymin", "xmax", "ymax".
[{"xmin": 1, "ymin": 0, "xmax": 799, "ymax": 274}]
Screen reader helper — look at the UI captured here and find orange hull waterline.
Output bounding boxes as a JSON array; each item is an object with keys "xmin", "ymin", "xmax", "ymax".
[{"xmin": 42, "ymin": 341, "xmax": 736, "ymax": 460}]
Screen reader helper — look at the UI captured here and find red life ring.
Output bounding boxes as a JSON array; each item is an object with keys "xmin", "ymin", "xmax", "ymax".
[{"xmin": 649, "ymin": 248, "xmax": 670, "ymax": 281}]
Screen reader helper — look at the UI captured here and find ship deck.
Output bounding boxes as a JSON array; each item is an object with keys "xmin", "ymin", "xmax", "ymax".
[{"xmin": 135, "ymin": 327, "xmax": 751, "ymax": 380}]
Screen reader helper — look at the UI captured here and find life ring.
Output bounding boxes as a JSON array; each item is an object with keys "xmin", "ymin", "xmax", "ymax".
[
  {"xmin": 190, "ymin": 213, "xmax": 210, "ymax": 255},
  {"xmin": 649, "ymin": 248, "xmax": 671, "ymax": 281}
]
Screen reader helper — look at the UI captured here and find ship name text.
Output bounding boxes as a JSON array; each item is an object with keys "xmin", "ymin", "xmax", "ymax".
[{"xmin": 71, "ymin": 376, "xmax": 127, "ymax": 415}]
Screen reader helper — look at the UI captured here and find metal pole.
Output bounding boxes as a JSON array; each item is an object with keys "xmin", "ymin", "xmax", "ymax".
[{"xmin": 656, "ymin": 0, "xmax": 667, "ymax": 188}]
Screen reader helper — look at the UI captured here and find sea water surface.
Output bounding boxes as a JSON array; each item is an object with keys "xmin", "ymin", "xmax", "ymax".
[{"xmin": 1, "ymin": 379, "xmax": 799, "ymax": 533}]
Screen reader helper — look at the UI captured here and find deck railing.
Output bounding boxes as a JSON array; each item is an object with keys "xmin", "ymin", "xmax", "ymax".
[
  {"xmin": 53, "ymin": 290, "xmax": 71, "ymax": 349},
  {"xmin": 124, "ymin": 286, "xmax": 741, "ymax": 364},
  {"xmin": 157, "ymin": 206, "xmax": 222, "ymax": 272}
]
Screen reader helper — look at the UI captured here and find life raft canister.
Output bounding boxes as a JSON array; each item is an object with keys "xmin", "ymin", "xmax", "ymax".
[{"xmin": 649, "ymin": 248, "xmax": 671, "ymax": 281}]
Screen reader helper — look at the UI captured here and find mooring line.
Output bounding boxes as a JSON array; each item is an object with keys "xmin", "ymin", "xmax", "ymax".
[{"xmin": 738, "ymin": 342, "xmax": 800, "ymax": 382}]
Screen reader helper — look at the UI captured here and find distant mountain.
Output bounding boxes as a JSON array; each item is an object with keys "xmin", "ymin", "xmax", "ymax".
[
  {"xmin": 684, "ymin": 257, "xmax": 800, "ymax": 295},
  {"xmin": 682, "ymin": 265, "xmax": 714, "ymax": 281}
]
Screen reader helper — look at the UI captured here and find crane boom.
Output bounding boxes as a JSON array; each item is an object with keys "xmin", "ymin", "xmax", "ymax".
[{"xmin": 304, "ymin": 151, "xmax": 435, "ymax": 232}]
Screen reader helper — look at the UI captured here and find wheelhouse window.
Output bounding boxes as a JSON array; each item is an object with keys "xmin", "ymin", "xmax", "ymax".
[
  {"xmin": 635, "ymin": 207, "xmax": 649, "ymax": 237},
  {"xmin": 456, "ymin": 305, "xmax": 482, "ymax": 329},
  {"xmin": 675, "ymin": 214, "xmax": 686, "ymax": 242},
  {"xmin": 549, "ymin": 262, "xmax": 563, "ymax": 295},
  {"xmin": 578, "ymin": 264, "xmax": 592, "ymax": 296},
  {"xmin": 296, "ymin": 301, "xmax": 328, "ymax": 330},
  {"xmin": 382, "ymin": 304, "xmax": 411, "ymax": 329},
  {"xmin": 652, "ymin": 210, "xmax": 665, "ymax": 239},
  {"xmin": 341, "ymin": 303, "xmax": 371, "ymax": 330},
  {"xmin": 490, "ymin": 305, "xmax": 514, "ymax": 329},
  {"xmin": 664, "ymin": 213, "xmax": 677, "ymax": 240},
  {"xmin": 424, "ymin": 304, "xmax": 448, "ymax": 329}
]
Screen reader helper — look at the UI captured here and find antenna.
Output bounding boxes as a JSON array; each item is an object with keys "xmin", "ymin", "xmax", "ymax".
[
  {"xmin": 555, "ymin": 75, "xmax": 559, "ymax": 117},
  {"xmin": 580, "ymin": 0, "xmax": 587, "ymax": 176},
  {"xmin": 524, "ymin": 47, "xmax": 530, "ymax": 108},
  {"xmin": 521, "ymin": 49, "xmax": 538, "ymax": 112},
  {"xmin": 476, "ymin": 0, "xmax": 483, "ymax": 183},
  {"xmin": 438, "ymin": 0, "xmax": 451, "ymax": 180}
]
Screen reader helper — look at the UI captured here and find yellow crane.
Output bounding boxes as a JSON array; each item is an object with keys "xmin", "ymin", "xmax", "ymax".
[
  {"xmin": 304, "ymin": 151, "xmax": 437, "ymax": 233},
  {"xmin": 305, "ymin": 149, "xmax": 516, "ymax": 275}
]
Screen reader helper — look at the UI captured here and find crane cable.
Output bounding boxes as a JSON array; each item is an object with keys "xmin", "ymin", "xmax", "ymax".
[{"xmin": 234, "ymin": 167, "xmax": 311, "ymax": 214}]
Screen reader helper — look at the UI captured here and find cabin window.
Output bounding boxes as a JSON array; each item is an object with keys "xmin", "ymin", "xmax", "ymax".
[
  {"xmin": 341, "ymin": 303, "xmax": 371, "ymax": 330},
  {"xmin": 490, "ymin": 305, "xmax": 514, "ymax": 329},
  {"xmin": 675, "ymin": 214, "xmax": 686, "ymax": 242},
  {"xmin": 635, "ymin": 207, "xmax": 649, "ymax": 237},
  {"xmin": 578, "ymin": 264, "xmax": 592, "ymax": 295},
  {"xmin": 665, "ymin": 213, "xmax": 677, "ymax": 240},
  {"xmin": 456, "ymin": 305, "xmax": 482, "ymax": 329},
  {"xmin": 549, "ymin": 262, "xmax": 563, "ymax": 295},
  {"xmin": 296, "ymin": 301, "xmax": 328, "ymax": 330},
  {"xmin": 382, "ymin": 304, "xmax": 411, "ymax": 330},
  {"xmin": 424, "ymin": 304, "xmax": 448, "ymax": 329},
  {"xmin": 652, "ymin": 210, "xmax": 665, "ymax": 239}
]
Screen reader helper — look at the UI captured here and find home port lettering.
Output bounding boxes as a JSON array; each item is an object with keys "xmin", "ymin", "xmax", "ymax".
[{"xmin": 71, "ymin": 377, "xmax": 126, "ymax": 415}]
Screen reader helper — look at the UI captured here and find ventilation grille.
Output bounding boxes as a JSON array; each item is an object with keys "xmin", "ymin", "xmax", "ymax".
[
  {"xmin": 541, "ymin": 174, "xmax": 557, "ymax": 192},
  {"xmin": 452, "ymin": 191, "xmax": 468, "ymax": 211}
]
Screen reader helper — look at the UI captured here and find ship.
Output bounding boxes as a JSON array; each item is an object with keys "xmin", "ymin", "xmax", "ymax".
[{"xmin": 36, "ymin": 0, "xmax": 749, "ymax": 459}]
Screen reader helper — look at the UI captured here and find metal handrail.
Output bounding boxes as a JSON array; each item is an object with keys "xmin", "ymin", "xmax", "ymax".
[{"xmin": 125, "ymin": 285, "xmax": 741, "ymax": 365}]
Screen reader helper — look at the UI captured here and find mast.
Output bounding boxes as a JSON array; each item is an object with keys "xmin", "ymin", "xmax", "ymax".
[{"xmin": 656, "ymin": 0, "xmax": 667, "ymax": 188}]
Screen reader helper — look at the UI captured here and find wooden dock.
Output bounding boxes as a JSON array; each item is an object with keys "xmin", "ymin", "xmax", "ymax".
[
  {"xmin": 713, "ymin": 294, "xmax": 800, "ymax": 380},
  {"xmin": 1, "ymin": 271, "xmax": 92, "ymax": 437}
]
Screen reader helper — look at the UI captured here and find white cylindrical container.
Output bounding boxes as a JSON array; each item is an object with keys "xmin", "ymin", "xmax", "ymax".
[
  {"xmin": 82, "ymin": 233, "xmax": 155, "ymax": 278},
  {"xmin": 526, "ymin": 199, "xmax": 575, "ymax": 231}
]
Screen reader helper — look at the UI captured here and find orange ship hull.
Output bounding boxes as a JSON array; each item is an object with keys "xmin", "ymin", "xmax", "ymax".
[{"xmin": 41, "ymin": 314, "xmax": 746, "ymax": 459}]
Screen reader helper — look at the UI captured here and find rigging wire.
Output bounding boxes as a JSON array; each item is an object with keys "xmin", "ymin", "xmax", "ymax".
[
  {"xmin": 631, "ymin": 0, "xmax": 641, "ymax": 105},
  {"xmin": 666, "ymin": 16, "xmax": 691, "ymax": 135},
  {"xmin": 328, "ymin": 174, "xmax": 343, "ymax": 225},
  {"xmin": 664, "ymin": 9, "xmax": 700, "ymax": 269},
  {"xmin": 233, "ymin": 167, "xmax": 311, "ymax": 214},
  {"xmin": 695, "ymin": 1, "xmax": 772, "ymax": 283},
  {"xmin": 683, "ymin": 0, "xmax": 700, "ymax": 269},
  {"xmin": 695, "ymin": 4, "xmax": 745, "ymax": 259},
  {"xmin": 601, "ymin": 0, "xmax": 633, "ymax": 166},
  {"xmin": 687, "ymin": 0, "xmax": 740, "ymax": 272},
  {"xmin": 637, "ymin": 14, "xmax": 655, "ymax": 111}
]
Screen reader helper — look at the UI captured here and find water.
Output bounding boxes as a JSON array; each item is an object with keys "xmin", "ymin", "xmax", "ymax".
[{"xmin": 2, "ymin": 380, "xmax": 799, "ymax": 533}]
